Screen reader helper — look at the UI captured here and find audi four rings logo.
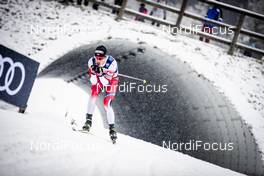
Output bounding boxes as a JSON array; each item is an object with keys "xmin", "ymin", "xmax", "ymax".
[{"xmin": 0, "ymin": 54, "xmax": 26, "ymax": 96}]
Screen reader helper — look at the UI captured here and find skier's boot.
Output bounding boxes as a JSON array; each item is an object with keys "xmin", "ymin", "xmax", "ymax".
[
  {"xmin": 82, "ymin": 114, "xmax": 92, "ymax": 131},
  {"xmin": 109, "ymin": 124, "xmax": 117, "ymax": 144}
]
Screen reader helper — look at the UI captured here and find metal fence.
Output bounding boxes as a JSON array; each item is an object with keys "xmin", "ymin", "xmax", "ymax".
[{"xmin": 94, "ymin": 0, "xmax": 264, "ymax": 56}]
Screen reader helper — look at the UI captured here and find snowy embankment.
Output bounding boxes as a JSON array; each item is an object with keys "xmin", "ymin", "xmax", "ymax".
[
  {"xmin": 0, "ymin": 78, "xmax": 245, "ymax": 176},
  {"xmin": 0, "ymin": 0, "xmax": 263, "ymax": 163}
]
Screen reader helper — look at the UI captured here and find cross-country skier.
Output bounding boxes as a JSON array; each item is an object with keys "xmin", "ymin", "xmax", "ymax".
[{"xmin": 83, "ymin": 45, "xmax": 118, "ymax": 143}]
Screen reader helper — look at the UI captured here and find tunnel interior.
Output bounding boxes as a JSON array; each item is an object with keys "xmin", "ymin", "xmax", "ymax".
[{"xmin": 39, "ymin": 39, "xmax": 264, "ymax": 176}]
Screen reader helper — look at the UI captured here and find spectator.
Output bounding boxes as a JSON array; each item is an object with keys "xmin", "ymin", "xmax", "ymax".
[
  {"xmin": 135, "ymin": 3, "xmax": 148, "ymax": 22},
  {"xmin": 92, "ymin": 0, "xmax": 105, "ymax": 10},
  {"xmin": 77, "ymin": 0, "xmax": 89, "ymax": 6},
  {"xmin": 150, "ymin": 0, "xmax": 167, "ymax": 27},
  {"xmin": 244, "ymin": 43, "xmax": 256, "ymax": 57},
  {"xmin": 199, "ymin": 0, "xmax": 223, "ymax": 43},
  {"xmin": 112, "ymin": 0, "xmax": 123, "ymax": 15}
]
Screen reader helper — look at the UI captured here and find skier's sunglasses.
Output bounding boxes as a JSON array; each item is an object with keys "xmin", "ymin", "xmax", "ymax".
[{"xmin": 95, "ymin": 55, "xmax": 105, "ymax": 61}]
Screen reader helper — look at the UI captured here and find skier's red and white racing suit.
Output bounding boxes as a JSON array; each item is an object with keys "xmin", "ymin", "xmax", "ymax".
[{"xmin": 87, "ymin": 55, "xmax": 118, "ymax": 124}]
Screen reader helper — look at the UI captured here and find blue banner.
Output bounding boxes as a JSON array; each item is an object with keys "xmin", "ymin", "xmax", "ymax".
[{"xmin": 0, "ymin": 45, "xmax": 39, "ymax": 108}]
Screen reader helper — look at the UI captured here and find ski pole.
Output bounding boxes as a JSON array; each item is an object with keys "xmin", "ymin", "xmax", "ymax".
[{"xmin": 118, "ymin": 73, "xmax": 147, "ymax": 84}]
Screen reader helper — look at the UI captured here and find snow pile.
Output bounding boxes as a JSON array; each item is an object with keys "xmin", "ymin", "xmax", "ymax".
[
  {"xmin": 0, "ymin": 78, "xmax": 245, "ymax": 176},
  {"xmin": 0, "ymin": 0, "xmax": 264, "ymax": 158}
]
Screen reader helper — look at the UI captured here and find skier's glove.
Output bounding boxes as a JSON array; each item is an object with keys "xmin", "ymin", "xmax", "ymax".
[{"xmin": 91, "ymin": 65, "xmax": 103, "ymax": 75}]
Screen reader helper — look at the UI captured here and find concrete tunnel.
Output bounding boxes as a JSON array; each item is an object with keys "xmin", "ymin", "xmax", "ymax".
[{"xmin": 39, "ymin": 39, "xmax": 264, "ymax": 176}]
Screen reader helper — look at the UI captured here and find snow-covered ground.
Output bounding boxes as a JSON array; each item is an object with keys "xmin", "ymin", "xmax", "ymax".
[
  {"xmin": 0, "ymin": 0, "xmax": 263, "ymax": 170},
  {"xmin": 0, "ymin": 78, "xmax": 246, "ymax": 176}
]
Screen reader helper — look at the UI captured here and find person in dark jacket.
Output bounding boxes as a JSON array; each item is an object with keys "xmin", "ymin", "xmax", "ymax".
[
  {"xmin": 135, "ymin": 3, "xmax": 148, "ymax": 22},
  {"xmin": 77, "ymin": 0, "xmax": 89, "ymax": 6},
  {"xmin": 112, "ymin": 0, "xmax": 123, "ymax": 15},
  {"xmin": 92, "ymin": 0, "xmax": 105, "ymax": 10},
  {"xmin": 199, "ymin": 2, "xmax": 223, "ymax": 43}
]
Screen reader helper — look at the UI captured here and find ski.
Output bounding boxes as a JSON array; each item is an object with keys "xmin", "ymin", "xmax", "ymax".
[{"xmin": 70, "ymin": 119, "xmax": 117, "ymax": 144}]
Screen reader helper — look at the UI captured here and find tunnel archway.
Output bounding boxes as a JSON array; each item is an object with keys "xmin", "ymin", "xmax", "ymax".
[{"xmin": 39, "ymin": 39, "xmax": 264, "ymax": 176}]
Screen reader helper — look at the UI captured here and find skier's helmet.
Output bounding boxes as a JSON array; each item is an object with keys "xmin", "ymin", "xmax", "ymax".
[{"xmin": 94, "ymin": 45, "xmax": 107, "ymax": 57}]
